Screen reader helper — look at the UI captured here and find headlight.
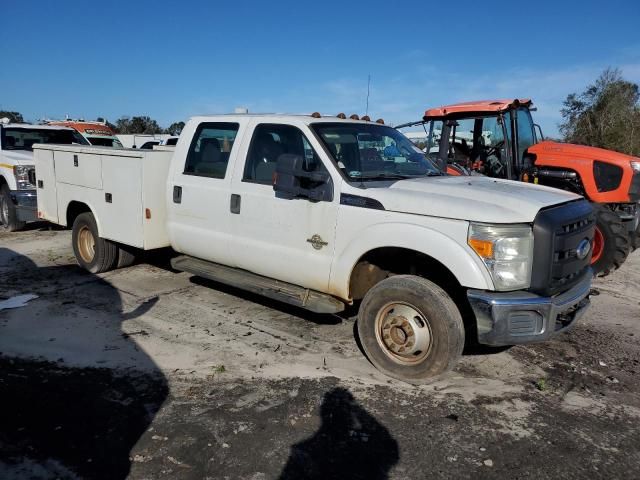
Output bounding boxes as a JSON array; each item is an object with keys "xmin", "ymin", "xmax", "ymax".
[
  {"xmin": 631, "ymin": 161, "xmax": 640, "ymax": 173},
  {"xmin": 468, "ymin": 223, "xmax": 534, "ymax": 291},
  {"xmin": 13, "ymin": 165, "xmax": 34, "ymax": 189}
]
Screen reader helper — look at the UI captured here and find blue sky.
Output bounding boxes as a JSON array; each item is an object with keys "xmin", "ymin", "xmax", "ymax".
[{"xmin": 2, "ymin": 0, "xmax": 639, "ymax": 136}]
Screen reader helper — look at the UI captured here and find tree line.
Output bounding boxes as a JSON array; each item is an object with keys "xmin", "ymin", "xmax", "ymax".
[{"xmin": 559, "ymin": 68, "xmax": 640, "ymax": 156}]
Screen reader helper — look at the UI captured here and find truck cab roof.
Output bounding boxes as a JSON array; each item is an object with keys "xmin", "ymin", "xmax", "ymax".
[
  {"xmin": 187, "ymin": 113, "xmax": 384, "ymax": 126},
  {"xmin": 1, "ymin": 123, "xmax": 75, "ymax": 131}
]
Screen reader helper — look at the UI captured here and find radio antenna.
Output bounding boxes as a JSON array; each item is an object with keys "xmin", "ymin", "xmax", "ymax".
[{"xmin": 365, "ymin": 74, "xmax": 371, "ymax": 117}]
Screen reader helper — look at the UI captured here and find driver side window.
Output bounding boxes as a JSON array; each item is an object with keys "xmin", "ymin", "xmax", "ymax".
[{"xmin": 244, "ymin": 124, "xmax": 327, "ymax": 185}]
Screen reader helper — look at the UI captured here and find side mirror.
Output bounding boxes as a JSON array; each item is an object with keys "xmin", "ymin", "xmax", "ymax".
[{"xmin": 273, "ymin": 154, "xmax": 333, "ymax": 202}]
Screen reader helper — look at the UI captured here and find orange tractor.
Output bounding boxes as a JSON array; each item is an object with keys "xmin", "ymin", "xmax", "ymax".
[{"xmin": 398, "ymin": 99, "xmax": 640, "ymax": 276}]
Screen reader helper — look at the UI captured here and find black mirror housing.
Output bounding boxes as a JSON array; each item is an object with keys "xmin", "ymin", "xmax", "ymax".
[{"xmin": 273, "ymin": 154, "xmax": 333, "ymax": 202}]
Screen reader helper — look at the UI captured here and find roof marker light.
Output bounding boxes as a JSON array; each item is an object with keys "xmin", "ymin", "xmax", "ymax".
[
  {"xmin": 361, "ymin": 115, "xmax": 370, "ymax": 121},
  {"xmin": 336, "ymin": 113, "xmax": 346, "ymax": 119},
  {"xmin": 311, "ymin": 112, "xmax": 322, "ymax": 118},
  {"xmin": 375, "ymin": 118, "xmax": 385, "ymax": 124},
  {"xmin": 349, "ymin": 114, "xmax": 360, "ymax": 120}
]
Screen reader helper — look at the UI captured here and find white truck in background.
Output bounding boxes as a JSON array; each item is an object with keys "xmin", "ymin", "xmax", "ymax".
[
  {"xmin": 34, "ymin": 113, "xmax": 595, "ymax": 383},
  {"xmin": 0, "ymin": 120, "xmax": 89, "ymax": 231}
]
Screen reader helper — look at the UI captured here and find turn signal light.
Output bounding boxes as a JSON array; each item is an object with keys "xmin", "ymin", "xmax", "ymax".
[{"xmin": 468, "ymin": 238, "xmax": 494, "ymax": 258}]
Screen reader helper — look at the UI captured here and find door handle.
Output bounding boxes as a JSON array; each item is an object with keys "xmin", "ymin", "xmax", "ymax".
[
  {"xmin": 173, "ymin": 185, "xmax": 182, "ymax": 204},
  {"xmin": 230, "ymin": 194, "xmax": 241, "ymax": 214}
]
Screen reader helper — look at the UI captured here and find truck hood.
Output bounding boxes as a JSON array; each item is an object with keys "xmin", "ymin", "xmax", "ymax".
[
  {"xmin": 529, "ymin": 140, "xmax": 638, "ymax": 168},
  {"xmin": 358, "ymin": 175, "xmax": 581, "ymax": 223},
  {"xmin": 1, "ymin": 150, "xmax": 34, "ymax": 166}
]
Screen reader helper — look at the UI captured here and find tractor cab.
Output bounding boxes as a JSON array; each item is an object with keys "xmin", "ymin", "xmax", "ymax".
[{"xmin": 399, "ymin": 99, "xmax": 540, "ymax": 180}]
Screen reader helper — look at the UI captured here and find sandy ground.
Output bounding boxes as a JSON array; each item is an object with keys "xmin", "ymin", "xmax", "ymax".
[{"xmin": 0, "ymin": 224, "xmax": 639, "ymax": 479}]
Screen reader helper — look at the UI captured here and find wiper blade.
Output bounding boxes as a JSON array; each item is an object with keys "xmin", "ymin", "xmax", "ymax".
[{"xmin": 356, "ymin": 173, "xmax": 412, "ymax": 180}]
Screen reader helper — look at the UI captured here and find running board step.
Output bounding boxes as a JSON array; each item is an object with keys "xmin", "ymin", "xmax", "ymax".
[{"xmin": 171, "ymin": 255, "xmax": 345, "ymax": 314}]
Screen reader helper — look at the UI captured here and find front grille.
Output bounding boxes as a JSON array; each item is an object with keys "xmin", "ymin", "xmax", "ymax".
[
  {"xmin": 27, "ymin": 168, "xmax": 36, "ymax": 187},
  {"xmin": 530, "ymin": 200, "xmax": 595, "ymax": 296}
]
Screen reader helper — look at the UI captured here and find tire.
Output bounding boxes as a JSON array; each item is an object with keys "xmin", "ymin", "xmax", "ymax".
[
  {"xmin": 71, "ymin": 212, "xmax": 118, "ymax": 273},
  {"xmin": 0, "ymin": 184, "xmax": 26, "ymax": 232},
  {"xmin": 631, "ymin": 223, "xmax": 640, "ymax": 252},
  {"xmin": 591, "ymin": 203, "xmax": 630, "ymax": 277},
  {"xmin": 357, "ymin": 275, "xmax": 465, "ymax": 384},
  {"xmin": 116, "ymin": 244, "xmax": 137, "ymax": 268}
]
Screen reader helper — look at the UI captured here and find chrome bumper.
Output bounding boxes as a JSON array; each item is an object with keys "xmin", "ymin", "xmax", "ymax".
[
  {"xmin": 467, "ymin": 271, "xmax": 592, "ymax": 346},
  {"xmin": 10, "ymin": 189, "xmax": 37, "ymax": 222}
]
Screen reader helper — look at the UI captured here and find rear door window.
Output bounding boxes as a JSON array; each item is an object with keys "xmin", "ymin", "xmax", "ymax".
[{"xmin": 184, "ymin": 123, "xmax": 239, "ymax": 179}]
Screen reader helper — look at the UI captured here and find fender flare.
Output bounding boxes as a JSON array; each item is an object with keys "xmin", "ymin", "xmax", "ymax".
[{"xmin": 64, "ymin": 200, "xmax": 103, "ymax": 236}]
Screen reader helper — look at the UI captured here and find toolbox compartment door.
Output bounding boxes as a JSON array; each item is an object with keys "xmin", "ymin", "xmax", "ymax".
[
  {"xmin": 34, "ymin": 148, "xmax": 59, "ymax": 223},
  {"xmin": 55, "ymin": 151, "xmax": 103, "ymax": 189}
]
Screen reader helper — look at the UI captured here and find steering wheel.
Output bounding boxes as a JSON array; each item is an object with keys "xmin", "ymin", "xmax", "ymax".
[{"xmin": 485, "ymin": 140, "xmax": 505, "ymax": 158}]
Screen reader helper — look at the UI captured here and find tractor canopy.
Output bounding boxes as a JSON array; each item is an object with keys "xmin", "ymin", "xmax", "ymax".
[{"xmin": 423, "ymin": 99, "xmax": 532, "ymax": 120}]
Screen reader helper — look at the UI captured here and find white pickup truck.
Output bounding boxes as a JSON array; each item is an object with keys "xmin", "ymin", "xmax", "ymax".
[
  {"xmin": 0, "ymin": 121, "xmax": 88, "ymax": 231},
  {"xmin": 34, "ymin": 113, "xmax": 595, "ymax": 382}
]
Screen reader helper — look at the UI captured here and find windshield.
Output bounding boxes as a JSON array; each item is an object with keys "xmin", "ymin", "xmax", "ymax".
[
  {"xmin": 312, "ymin": 123, "xmax": 441, "ymax": 181},
  {"xmin": 88, "ymin": 136, "xmax": 123, "ymax": 148},
  {"xmin": 1, "ymin": 127, "xmax": 89, "ymax": 151}
]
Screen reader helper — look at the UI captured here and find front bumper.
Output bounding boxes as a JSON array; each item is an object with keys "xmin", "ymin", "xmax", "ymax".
[
  {"xmin": 467, "ymin": 270, "xmax": 592, "ymax": 346},
  {"xmin": 10, "ymin": 189, "xmax": 37, "ymax": 222}
]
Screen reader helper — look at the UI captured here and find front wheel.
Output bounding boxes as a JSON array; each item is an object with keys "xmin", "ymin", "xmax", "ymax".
[
  {"xmin": 357, "ymin": 275, "xmax": 465, "ymax": 384},
  {"xmin": 0, "ymin": 184, "xmax": 26, "ymax": 232},
  {"xmin": 591, "ymin": 204, "xmax": 630, "ymax": 277},
  {"xmin": 72, "ymin": 212, "xmax": 118, "ymax": 273}
]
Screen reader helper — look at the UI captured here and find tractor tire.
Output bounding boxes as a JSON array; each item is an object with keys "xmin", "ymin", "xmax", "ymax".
[
  {"xmin": 357, "ymin": 275, "xmax": 465, "ymax": 384},
  {"xmin": 0, "ymin": 184, "xmax": 26, "ymax": 232},
  {"xmin": 591, "ymin": 203, "xmax": 630, "ymax": 277},
  {"xmin": 631, "ymin": 223, "xmax": 640, "ymax": 252},
  {"xmin": 72, "ymin": 212, "xmax": 118, "ymax": 273}
]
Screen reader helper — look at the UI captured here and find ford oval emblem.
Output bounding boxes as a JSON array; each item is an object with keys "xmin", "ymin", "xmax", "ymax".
[{"xmin": 576, "ymin": 238, "xmax": 591, "ymax": 260}]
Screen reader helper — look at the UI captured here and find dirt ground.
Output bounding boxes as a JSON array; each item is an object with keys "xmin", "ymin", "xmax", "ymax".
[{"xmin": 1, "ymin": 224, "xmax": 639, "ymax": 479}]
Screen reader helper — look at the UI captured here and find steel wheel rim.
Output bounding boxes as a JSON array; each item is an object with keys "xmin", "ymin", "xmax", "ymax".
[
  {"xmin": 374, "ymin": 302, "xmax": 432, "ymax": 365},
  {"xmin": 77, "ymin": 225, "xmax": 96, "ymax": 263},
  {"xmin": 592, "ymin": 227, "xmax": 604, "ymax": 264}
]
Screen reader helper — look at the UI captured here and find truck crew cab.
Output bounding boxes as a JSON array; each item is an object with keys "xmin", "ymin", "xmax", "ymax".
[
  {"xmin": 34, "ymin": 113, "xmax": 594, "ymax": 383},
  {"xmin": 0, "ymin": 119, "xmax": 88, "ymax": 231}
]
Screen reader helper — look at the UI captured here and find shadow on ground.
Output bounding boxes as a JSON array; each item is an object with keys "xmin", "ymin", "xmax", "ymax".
[
  {"xmin": 279, "ymin": 387, "xmax": 399, "ymax": 480},
  {"xmin": 0, "ymin": 248, "xmax": 168, "ymax": 480}
]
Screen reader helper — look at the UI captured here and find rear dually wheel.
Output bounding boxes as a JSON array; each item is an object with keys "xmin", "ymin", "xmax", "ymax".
[{"xmin": 72, "ymin": 212, "xmax": 118, "ymax": 273}]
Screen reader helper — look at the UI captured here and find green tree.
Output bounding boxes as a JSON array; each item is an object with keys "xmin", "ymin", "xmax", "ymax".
[
  {"xmin": 114, "ymin": 116, "xmax": 163, "ymax": 134},
  {"xmin": 0, "ymin": 111, "xmax": 24, "ymax": 123},
  {"xmin": 165, "ymin": 121, "xmax": 185, "ymax": 135},
  {"xmin": 560, "ymin": 68, "xmax": 640, "ymax": 155}
]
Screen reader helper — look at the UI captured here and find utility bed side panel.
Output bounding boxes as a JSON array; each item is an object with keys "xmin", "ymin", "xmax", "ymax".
[{"xmin": 34, "ymin": 145, "xmax": 172, "ymax": 250}]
